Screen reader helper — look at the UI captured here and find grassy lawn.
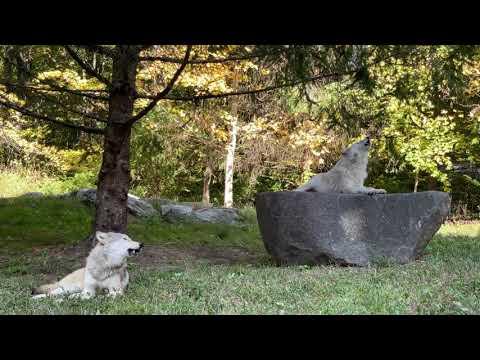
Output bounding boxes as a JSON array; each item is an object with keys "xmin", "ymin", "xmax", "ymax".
[{"xmin": 0, "ymin": 196, "xmax": 479, "ymax": 314}]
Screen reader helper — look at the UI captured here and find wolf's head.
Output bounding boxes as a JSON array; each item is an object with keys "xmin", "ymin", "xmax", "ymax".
[
  {"xmin": 95, "ymin": 231, "xmax": 143, "ymax": 262},
  {"xmin": 341, "ymin": 137, "xmax": 371, "ymax": 164}
]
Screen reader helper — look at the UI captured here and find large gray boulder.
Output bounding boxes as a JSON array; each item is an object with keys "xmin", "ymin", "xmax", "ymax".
[
  {"xmin": 161, "ymin": 204, "xmax": 241, "ymax": 224},
  {"xmin": 193, "ymin": 207, "xmax": 241, "ymax": 224},
  {"xmin": 160, "ymin": 204, "xmax": 194, "ymax": 221},
  {"xmin": 255, "ymin": 191, "xmax": 451, "ymax": 266},
  {"xmin": 75, "ymin": 188, "xmax": 158, "ymax": 218},
  {"xmin": 127, "ymin": 193, "xmax": 159, "ymax": 217},
  {"xmin": 76, "ymin": 188, "xmax": 97, "ymax": 203}
]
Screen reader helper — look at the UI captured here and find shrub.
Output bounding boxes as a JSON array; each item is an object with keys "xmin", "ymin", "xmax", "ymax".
[{"xmin": 449, "ymin": 174, "xmax": 480, "ymax": 220}]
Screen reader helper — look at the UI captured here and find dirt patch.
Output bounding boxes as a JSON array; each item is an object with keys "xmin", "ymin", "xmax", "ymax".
[
  {"xmin": 131, "ymin": 244, "xmax": 265, "ymax": 269},
  {"xmin": 0, "ymin": 244, "xmax": 267, "ymax": 278}
]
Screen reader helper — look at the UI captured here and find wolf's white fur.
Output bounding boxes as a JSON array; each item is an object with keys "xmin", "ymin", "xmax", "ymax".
[
  {"xmin": 32, "ymin": 231, "xmax": 142, "ymax": 300},
  {"xmin": 295, "ymin": 138, "xmax": 386, "ymax": 194}
]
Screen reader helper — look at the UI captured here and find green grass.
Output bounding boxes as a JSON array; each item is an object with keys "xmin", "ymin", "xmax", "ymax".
[
  {"xmin": 0, "ymin": 196, "xmax": 479, "ymax": 314},
  {"xmin": 0, "ymin": 197, "xmax": 262, "ymax": 253},
  {"xmin": 0, "ymin": 167, "xmax": 96, "ymax": 198},
  {"xmin": 128, "ymin": 206, "xmax": 262, "ymax": 251},
  {"xmin": 0, "ymin": 197, "xmax": 93, "ymax": 251},
  {"xmin": 0, "ymin": 168, "xmax": 54, "ymax": 198}
]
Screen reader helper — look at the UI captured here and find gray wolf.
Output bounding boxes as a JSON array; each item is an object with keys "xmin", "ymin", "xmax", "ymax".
[
  {"xmin": 31, "ymin": 231, "xmax": 143, "ymax": 299},
  {"xmin": 295, "ymin": 137, "xmax": 386, "ymax": 195}
]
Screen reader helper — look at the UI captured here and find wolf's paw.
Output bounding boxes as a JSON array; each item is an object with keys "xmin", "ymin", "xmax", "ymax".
[
  {"xmin": 367, "ymin": 189, "xmax": 387, "ymax": 195},
  {"xmin": 80, "ymin": 291, "xmax": 94, "ymax": 300},
  {"xmin": 107, "ymin": 289, "xmax": 124, "ymax": 298},
  {"xmin": 32, "ymin": 294, "xmax": 47, "ymax": 300}
]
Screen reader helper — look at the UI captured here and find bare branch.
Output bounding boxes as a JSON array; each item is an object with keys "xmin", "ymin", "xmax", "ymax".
[
  {"xmin": 140, "ymin": 52, "xmax": 272, "ymax": 64},
  {"xmin": 37, "ymin": 83, "xmax": 109, "ymax": 101},
  {"xmin": 141, "ymin": 50, "xmax": 393, "ymax": 103},
  {"xmin": 0, "ymin": 94, "xmax": 105, "ymax": 135},
  {"xmin": 1, "ymin": 56, "xmax": 110, "ymax": 101},
  {"xmin": 75, "ymin": 45, "xmax": 116, "ymax": 57},
  {"xmin": 137, "ymin": 45, "xmax": 154, "ymax": 52},
  {"xmin": 139, "ymin": 70, "xmax": 353, "ymax": 102},
  {"xmin": 29, "ymin": 90, "xmax": 108, "ymax": 123},
  {"xmin": 0, "ymin": 80, "xmax": 109, "ymax": 101},
  {"xmin": 127, "ymin": 45, "xmax": 192, "ymax": 125},
  {"xmin": 139, "ymin": 47, "xmax": 288, "ymax": 64},
  {"xmin": 64, "ymin": 45, "xmax": 111, "ymax": 86},
  {"xmin": 38, "ymin": 85, "xmax": 109, "ymax": 101}
]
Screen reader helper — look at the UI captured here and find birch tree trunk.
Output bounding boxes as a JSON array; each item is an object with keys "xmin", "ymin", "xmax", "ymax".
[
  {"xmin": 224, "ymin": 114, "xmax": 238, "ymax": 208},
  {"xmin": 414, "ymin": 171, "xmax": 419, "ymax": 193},
  {"xmin": 223, "ymin": 75, "xmax": 240, "ymax": 208}
]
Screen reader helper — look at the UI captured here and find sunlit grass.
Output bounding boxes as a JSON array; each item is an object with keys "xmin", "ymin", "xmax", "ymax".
[{"xmin": 0, "ymin": 190, "xmax": 479, "ymax": 314}]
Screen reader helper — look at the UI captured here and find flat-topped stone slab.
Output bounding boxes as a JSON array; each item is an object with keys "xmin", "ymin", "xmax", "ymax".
[
  {"xmin": 160, "ymin": 204, "xmax": 241, "ymax": 225},
  {"xmin": 255, "ymin": 191, "xmax": 451, "ymax": 266}
]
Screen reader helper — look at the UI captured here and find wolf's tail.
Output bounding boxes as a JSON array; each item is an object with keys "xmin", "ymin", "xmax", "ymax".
[{"xmin": 31, "ymin": 283, "xmax": 57, "ymax": 296}]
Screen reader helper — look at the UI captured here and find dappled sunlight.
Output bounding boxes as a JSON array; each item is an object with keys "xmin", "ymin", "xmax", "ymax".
[
  {"xmin": 437, "ymin": 222, "xmax": 480, "ymax": 239},
  {"xmin": 0, "ymin": 45, "xmax": 479, "ymax": 314}
]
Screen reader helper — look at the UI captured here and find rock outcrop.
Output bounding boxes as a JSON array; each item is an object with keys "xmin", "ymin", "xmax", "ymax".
[
  {"xmin": 161, "ymin": 204, "xmax": 241, "ymax": 225},
  {"xmin": 255, "ymin": 191, "xmax": 451, "ymax": 266},
  {"xmin": 75, "ymin": 188, "xmax": 158, "ymax": 218}
]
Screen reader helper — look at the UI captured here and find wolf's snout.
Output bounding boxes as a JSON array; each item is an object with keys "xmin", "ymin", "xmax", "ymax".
[{"xmin": 128, "ymin": 244, "xmax": 143, "ymax": 256}]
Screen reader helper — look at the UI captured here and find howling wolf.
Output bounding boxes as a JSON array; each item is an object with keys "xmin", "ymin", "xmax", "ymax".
[{"xmin": 295, "ymin": 137, "xmax": 386, "ymax": 195}]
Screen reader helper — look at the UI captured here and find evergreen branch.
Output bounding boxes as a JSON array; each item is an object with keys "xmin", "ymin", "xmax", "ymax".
[
  {"xmin": 64, "ymin": 45, "xmax": 111, "ymax": 86},
  {"xmin": 0, "ymin": 93, "xmax": 105, "ymax": 135},
  {"xmin": 126, "ymin": 45, "xmax": 192, "ymax": 125},
  {"xmin": 138, "ymin": 70, "xmax": 352, "ymax": 102}
]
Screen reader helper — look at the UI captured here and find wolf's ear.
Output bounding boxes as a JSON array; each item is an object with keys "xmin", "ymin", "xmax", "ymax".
[{"xmin": 96, "ymin": 231, "xmax": 110, "ymax": 245}]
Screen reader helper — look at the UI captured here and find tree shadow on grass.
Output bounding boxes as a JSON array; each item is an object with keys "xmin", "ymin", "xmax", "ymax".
[{"xmin": 422, "ymin": 231, "xmax": 480, "ymax": 262}]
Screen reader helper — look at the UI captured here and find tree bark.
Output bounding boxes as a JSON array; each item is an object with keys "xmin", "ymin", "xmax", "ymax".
[
  {"xmin": 4, "ymin": 46, "xmax": 30, "ymax": 100},
  {"xmin": 202, "ymin": 162, "xmax": 213, "ymax": 206},
  {"xmin": 224, "ymin": 113, "xmax": 238, "ymax": 208},
  {"xmin": 91, "ymin": 46, "xmax": 139, "ymax": 246},
  {"xmin": 414, "ymin": 171, "xmax": 419, "ymax": 193}
]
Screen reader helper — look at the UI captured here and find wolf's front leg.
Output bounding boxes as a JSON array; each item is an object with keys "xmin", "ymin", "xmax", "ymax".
[
  {"xmin": 120, "ymin": 270, "xmax": 129, "ymax": 291},
  {"xmin": 80, "ymin": 287, "xmax": 96, "ymax": 299},
  {"xmin": 105, "ymin": 273, "xmax": 126, "ymax": 298},
  {"xmin": 81, "ymin": 273, "xmax": 97, "ymax": 299},
  {"xmin": 32, "ymin": 294, "xmax": 47, "ymax": 300},
  {"xmin": 107, "ymin": 288, "xmax": 124, "ymax": 298},
  {"xmin": 294, "ymin": 183, "xmax": 313, "ymax": 192},
  {"xmin": 357, "ymin": 186, "xmax": 386, "ymax": 195}
]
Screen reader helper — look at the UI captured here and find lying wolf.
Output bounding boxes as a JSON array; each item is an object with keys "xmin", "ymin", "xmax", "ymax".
[
  {"xmin": 32, "ymin": 231, "xmax": 143, "ymax": 299},
  {"xmin": 295, "ymin": 137, "xmax": 386, "ymax": 195}
]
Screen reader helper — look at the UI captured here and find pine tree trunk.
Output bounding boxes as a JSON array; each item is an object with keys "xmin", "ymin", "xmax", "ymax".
[
  {"xmin": 94, "ymin": 124, "xmax": 132, "ymax": 234},
  {"xmin": 89, "ymin": 46, "xmax": 139, "ymax": 247},
  {"xmin": 224, "ymin": 114, "xmax": 238, "ymax": 208}
]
